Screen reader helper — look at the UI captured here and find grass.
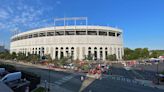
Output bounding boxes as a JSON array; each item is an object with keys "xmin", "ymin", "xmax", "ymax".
[{"xmin": 33, "ymin": 87, "xmax": 46, "ymax": 92}]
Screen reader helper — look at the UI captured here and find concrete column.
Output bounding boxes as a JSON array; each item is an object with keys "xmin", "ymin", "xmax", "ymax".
[
  {"xmin": 37, "ymin": 47, "xmax": 39, "ymax": 55},
  {"xmin": 58, "ymin": 47, "xmax": 61, "ymax": 59},
  {"xmin": 52, "ymin": 47, "xmax": 55, "ymax": 59},
  {"xmin": 74, "ymin": 47, "xmax": 77, "ymax": 60},
  {"xmin": 115, "ymin": 32, "xmax": 117, "ymax": 37},
  {"xmin": 91, "ymin": 47, "xmax": 94, "ymax": 60},
  {"xmin": 97, "ymin": 47, "xmax": 100, "ymax": 60},
  {"xmin": 116, "ymin": 47, "xmax": 119, "ymax": 60},
  {"xmin": 119, "ymin": 48, "xmax": 122, "ymax": 60},
  {"xmin": 79, "ymin": 47, "xmax": 83, "ymax": 60},
  {"xmin": 85, "ymin": 47, "xmax": 88, "ymax": 58},
  {"xmin": 69, "ymin": 47, "xmax": 71, "ymax": 57},
  {"xmin": 102, "ymin": 48, "xmax": 105, "ymax": 60},
  {"xmin": 63, "ymin": 47, "xmax": 66, "ymax": 57}
]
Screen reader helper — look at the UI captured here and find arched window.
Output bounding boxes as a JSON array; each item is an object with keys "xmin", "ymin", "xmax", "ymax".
[{"xmin": 61, "ymin": 47, "xmax": 63, "ymax": 50}]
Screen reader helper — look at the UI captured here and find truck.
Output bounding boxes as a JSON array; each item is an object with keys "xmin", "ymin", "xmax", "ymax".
[{"xmin": 1, "ymin": 72, "xmax": 22, "ymax": 83}]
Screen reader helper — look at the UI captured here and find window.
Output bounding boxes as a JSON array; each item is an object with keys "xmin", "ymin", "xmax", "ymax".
[
  {"xmin": 109, "ymin": 32, "xmax": 115, "ymax": 36},
  {"xmin": 88, "ymin": 31, "xmax": 97, "ymax": 35},
  {"xmin": 33, "ymin": 34, "xmax": 38, "ymax": 37},
  {"xmin": 99, "ymin": 31, "xmax": 107, "ymax": 36},
  {"xmin": 39, "ymin": 33, "xmax": 46, "ymax": 37},
  {"xmin": 47, "ymin": 32, "xmax": 54, "ymax": 36},
  {"xmin": 65, "ymin": 31, "xmax": 75, "ymax": 35},
  {"xmin": 55, "ymin": 31, "xmax": 64, "ymax": 35},
  {"xmin": 76, "ymin": 31, "xmax": 86, "ymax": 35},
  {"xmin": 29, "ymin": 35, "xmax": 32, "ymax": 38},
  {"xmin": 117, "ymin": 33, "xmax": 121, "ymax": 37}
]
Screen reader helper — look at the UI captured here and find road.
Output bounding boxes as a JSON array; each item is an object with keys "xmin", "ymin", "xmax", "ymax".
[
  {"xmin": 111, "ymin": 67, "xmax": 156, "ymax": 80},
  {"xmin": 0, "ymin": 60, "xmax": 164, "ymax": 92}
]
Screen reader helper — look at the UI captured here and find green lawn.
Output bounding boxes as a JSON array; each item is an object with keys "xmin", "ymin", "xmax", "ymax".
[{"xmin": 33, "ymin": 87, "xmax": 46, "ymax": 92}]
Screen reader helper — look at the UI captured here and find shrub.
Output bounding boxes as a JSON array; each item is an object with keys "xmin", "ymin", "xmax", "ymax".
[
  {"xmin": 0, "ymin": 63, "xmax": 16, "ymax": 72},
  {"xmin": 33, "ymin": 87, "xmax": 46, "ymax": 92}
]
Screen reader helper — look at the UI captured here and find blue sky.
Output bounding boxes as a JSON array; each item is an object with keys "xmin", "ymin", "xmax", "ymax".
[{"xmin": 0, "ymin": 0, "xmax": 164, "ymax": 50}]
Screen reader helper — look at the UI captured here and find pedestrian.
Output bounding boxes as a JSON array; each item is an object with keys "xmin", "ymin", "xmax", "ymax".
[{"xmin": 81, "ymin": 76, "xmax": 84, "ymax": 81}]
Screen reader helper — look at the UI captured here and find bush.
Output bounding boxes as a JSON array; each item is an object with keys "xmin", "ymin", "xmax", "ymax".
[
  {"xmin": 21, "ymin": 70, "xmax": 41, "ymax": 91},
  {"xmin": 81, "ymin": 64, "xmax": 90, "ymax": 71},
  {"xmin": 0, "ymin": 63, "xmax": 17, "ymax": 72},
  {"xmin": 33, "ymin": 87, "xmax": 46, "ymax": 92},
  {"xmin": 160, "ymin": 71, "xmax": 164, "ymax": 75}
]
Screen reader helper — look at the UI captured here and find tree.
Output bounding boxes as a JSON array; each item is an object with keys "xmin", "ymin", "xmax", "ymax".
[
  {"xmin": 84, "ymin": 54, "xmax": 93, "ymax": 61},
  {"xmin": 26, "ymin": 54, "xmax": 40, "ymax": 64},
  {"xmin": 17, "ymin": 52, "xmax": 26, "ymax": 61},
  {"xmin": 106, "ymin": 54, "xmax": 117, "ymax": 61},
  {"xmin": 123, "ymin": 48, "xmax": 134, "ymax": 60},
  {"xmin": 134, "ymin": 48, "xmax": 142, "ymax": 59},
  {"xmin": 0, "ymin": 52, "xmax": 11, "ymax": 59},
  {"xmin": 11, "ymin": 52, "xmax": 17, "ymax": 59},
  {"xmin": 59, "ymin": 57, "xmax": 69, "ymax": 66},
  {"xmin": 46, "ymin": 54, "xmax": 53, "ymax": 64},
  {"xmin": 32, "ymin": 55, "xmax": 40, "ymax": 63},
  {"xmin": 150, "ymin": 51, "xmax": 158, "ymax": 58},
  {"xmin": 141, "ymin": 48, "xmax": 149, "ymax": 59}
]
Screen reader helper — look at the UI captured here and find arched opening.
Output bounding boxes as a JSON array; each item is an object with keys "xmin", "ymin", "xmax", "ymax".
[
  {"xmin": 105, "ymin": 47, "xmax": 108, "ymax": 59},
  {"xmin": 94, "ymin": 47, "xmax": 97, "ymax": 60},
  {"xmin": 32, "ymin": 48, "xmax": 34, "ymax": 54},
  {"xmin": 66, "ymin": 47, "xmax": 69, "ymax": 57},
  {"xmin": 35, "ymin": 48, "xmax": 37, "ymax": 54},
  {"xmin": 100, "ymin": 47, "xmax": 103, "ymax": 60},
  {"xmin": 38, "ymin": 48, "xmax": 41, "ymax": 56},
  {"xmin": 60, "ymin": 47, "xmax": 64, "ymax": 59},
  {"xmin": 55, "ymin": 47, "xmax": 58, "ymax": 59},
  {"xmin": 71, "ymin": 47, "xmax": 74, "ymax": 59},
  {"xmin": 88, "ymin": 47, "xmax": 92, "ymax": 58}
]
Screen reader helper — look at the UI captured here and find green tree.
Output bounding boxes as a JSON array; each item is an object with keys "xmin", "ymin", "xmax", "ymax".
[
  {"xmin": 46, "ymin": 54, "xmax": 53, "ymax": 64},
  {"xmin": 32, "ymin": 54, "xmax": 40, "ymax": 63},
  {"xmin": 123, "ymin": 48, "xmax": 134, "ymax": 60},
  {"xmin": 17, "ymin": 52, "xmax": 26, "ymax": 61},
  {"xmin": 11, "ymin": 52, "xmax": 17, "ymax": 59},
  {"xmin": 134, "ymin": 48, "xmax": 142, "ymax": 59},
  {"xmin": 150, "ymin": 51, "xmax": 158, "ymax": 58},
  {"xmin": 141, "ymin": 48, "xmax": 149, "ymax": 59},
  {"xmin": 84, "ymin": 54, "xmax": 93, "ymax": 61},
  {"xmin": 26, "ymin": 54, "xmax": 40, "ymax": 64},
  {"xmin": 106, "ymin": 54, "xmax": 117, "ymax": 61}
]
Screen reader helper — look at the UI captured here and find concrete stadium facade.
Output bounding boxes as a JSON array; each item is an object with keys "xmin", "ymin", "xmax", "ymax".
[{"xmin": 10, "ymin": 25, "xmax": 124, "ymax": 61}]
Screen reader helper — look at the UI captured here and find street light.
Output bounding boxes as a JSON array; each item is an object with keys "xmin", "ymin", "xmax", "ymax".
[
  {"xmin": 155, "ymin": 59, "xmax": 160, "ymax": 84},
  {"xmin": 48, "ymin": 64, "xmax": 51, "ymax": 92}
]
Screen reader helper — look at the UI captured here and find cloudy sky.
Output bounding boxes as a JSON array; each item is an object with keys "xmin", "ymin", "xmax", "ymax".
[{"xmin": 0, "ymin": 0, "xmax": 164, "ymax": 50}]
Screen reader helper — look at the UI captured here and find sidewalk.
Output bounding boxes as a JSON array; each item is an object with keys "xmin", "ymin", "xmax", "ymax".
[{"xmin": 39, "ymin": 82, "xmax": 73, "ymax": 92}]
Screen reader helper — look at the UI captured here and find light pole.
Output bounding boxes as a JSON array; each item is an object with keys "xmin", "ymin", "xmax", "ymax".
[
  {"xmin": 155, "ymin": 60, "xmax": 159, "ymax": 85},
  {"xmin": 48, "ymin": 64, "xmax": 50, "ymax": 92}
]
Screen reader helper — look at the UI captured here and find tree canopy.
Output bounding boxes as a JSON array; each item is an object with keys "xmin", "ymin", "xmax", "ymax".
[{"xmin": 123, "ymin": 48, "xmax": 163, "ymax": 60}]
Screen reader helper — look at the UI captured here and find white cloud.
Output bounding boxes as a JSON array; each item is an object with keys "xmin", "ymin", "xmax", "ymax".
[
  {"xmin": 0, "ymin": 22, "xmax": 5, "ymax": 29},
  {"xmin": 0, "ymin": 9, "xmax": 9, "ymax": 19},
  {"xmin": 0, "ymin": 0, "xmax": 56, "ymax": 32}
]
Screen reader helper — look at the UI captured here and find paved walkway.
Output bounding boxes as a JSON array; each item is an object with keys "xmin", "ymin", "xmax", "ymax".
[{"xmin": 39, "ymin": 82, "xmax": 73, "ymax": 92}]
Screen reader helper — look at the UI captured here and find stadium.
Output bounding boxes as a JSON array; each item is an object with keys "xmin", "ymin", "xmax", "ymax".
[{"xmin": 10, "ymin": 17, "xmax": 124, "ymax": 61}]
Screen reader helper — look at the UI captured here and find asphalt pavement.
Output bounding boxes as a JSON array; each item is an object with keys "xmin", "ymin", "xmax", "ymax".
[{"xmin": 0, "ymin": 60, "xmax": 164, "ymax": 92}]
